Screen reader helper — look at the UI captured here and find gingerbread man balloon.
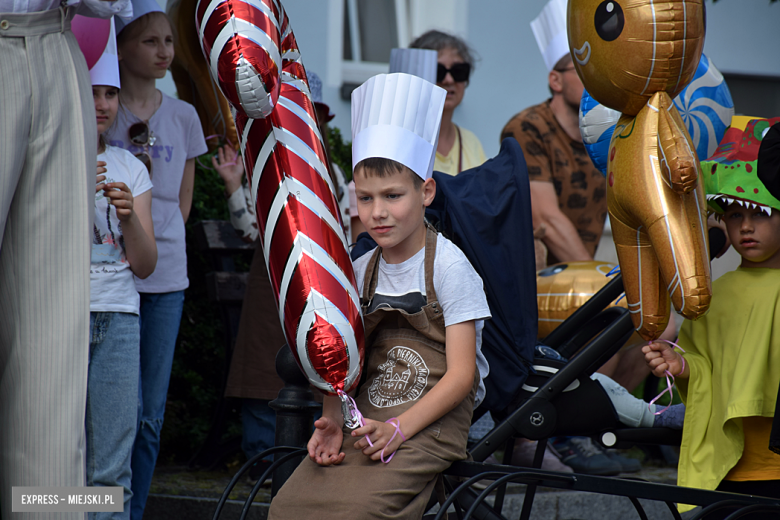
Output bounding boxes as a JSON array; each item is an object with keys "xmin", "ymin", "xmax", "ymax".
[{"xmin": 568, "ymin": 0, "xmax": 711, "ymax": 340}]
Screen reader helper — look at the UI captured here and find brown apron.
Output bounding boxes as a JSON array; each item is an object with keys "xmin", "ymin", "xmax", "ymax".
[{"xmin": 269, "ymin": 228, "xmax": 478, "ymax": 520}]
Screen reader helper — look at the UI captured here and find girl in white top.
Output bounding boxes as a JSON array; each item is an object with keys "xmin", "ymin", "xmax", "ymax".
[{"xmin": 88, "ymin": 20, "xmax": 156, "ymax": 520}]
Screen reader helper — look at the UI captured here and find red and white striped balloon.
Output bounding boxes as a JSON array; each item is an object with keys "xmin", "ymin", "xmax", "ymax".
[
  {"xmin": 196, "ymin": 0, "xmax": 282, "ymax": 118},
  {"xmin": 196, "ymin": 0, "xmax": 365, "ymax": 396}
]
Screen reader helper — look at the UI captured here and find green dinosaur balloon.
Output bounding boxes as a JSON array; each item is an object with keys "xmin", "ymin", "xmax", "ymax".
[{"xmin": 702, "ymin": 117, "xmax": 780, "ymax": 213}]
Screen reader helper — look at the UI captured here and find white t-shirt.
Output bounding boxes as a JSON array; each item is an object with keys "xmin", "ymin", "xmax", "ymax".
[
  {"xmin": 90, "ymin": 146, "xmax": 153, "ymax": 314},
  {"xmin": 353, "ymin": 234, "xmax": 492, "ymax": 407}
]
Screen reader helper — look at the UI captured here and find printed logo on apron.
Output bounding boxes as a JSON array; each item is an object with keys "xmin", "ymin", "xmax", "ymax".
[{"xmin": 368, "ymin": 346, "xmax": 429, "ymax": 408}]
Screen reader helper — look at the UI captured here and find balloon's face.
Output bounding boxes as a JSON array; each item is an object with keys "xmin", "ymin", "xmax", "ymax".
[{"xmin": 567, "ymin": 0, "xmax": 705, "ymax": 116}]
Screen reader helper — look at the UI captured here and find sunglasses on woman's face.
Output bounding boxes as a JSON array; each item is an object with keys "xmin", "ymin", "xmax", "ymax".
[
  {"xmin": 129, "ymin": 121, "xmax": 157, "ymax": 178},
  {"xmin": 437, "ymin": 62, "xmax": 471, "ymax": 83}
]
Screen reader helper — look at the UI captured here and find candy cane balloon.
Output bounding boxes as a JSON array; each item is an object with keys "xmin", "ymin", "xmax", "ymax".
[
  {"xmin": 197, "ymin": 0, "xmax": 282, "ymax": 118},
  {"xmin": 196, "ymin": 0, "xmax": 365, "ymax": 400}
]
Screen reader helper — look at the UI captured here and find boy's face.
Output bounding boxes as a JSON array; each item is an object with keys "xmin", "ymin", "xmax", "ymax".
[
  {"xmin": 354, "ymin": 167, "xmax": 435, "ymax": 264},
  {"xmin": 723, "ymin": 203, "xmax": 780, "ymax": 268}
]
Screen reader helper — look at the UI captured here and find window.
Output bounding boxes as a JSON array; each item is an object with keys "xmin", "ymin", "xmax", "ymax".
[
  {"xmin": 342, "ymin": 0, "xmax": 410, "ymax": 85},
  {"xmin": 328, "ymin": 0, "xmax": 468, "ymax": 97}
]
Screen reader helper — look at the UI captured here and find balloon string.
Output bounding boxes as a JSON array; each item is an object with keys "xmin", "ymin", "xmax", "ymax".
[
  {"xmin": 380, "ymin": 418, "xmax": 406, "ymax": 464},
  {"xmin": 648, "ymin": 340, "xmax": 686, "ymax": 415},
  {"xmin": 337, "ymin": 390, "xmax": 373, "ymax": 449}
]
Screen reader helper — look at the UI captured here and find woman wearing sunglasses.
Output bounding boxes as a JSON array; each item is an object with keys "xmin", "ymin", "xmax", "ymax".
[
  {"xmin": 105, "ymin": 0, "xmax": 207, "ymax": 518},
  {"xmin": 410, "ymin": 30, "xmax": 486, "ymax": 176}
]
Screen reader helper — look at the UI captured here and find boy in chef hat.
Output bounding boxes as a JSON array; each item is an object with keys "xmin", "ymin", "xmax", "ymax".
[
  {"xmin": 268, "ymin": 73, "xmax": 491, "ymax": 519},
  {"xmin": 347, "ymin": 52, "xmax": 437, "ymax": 240}
]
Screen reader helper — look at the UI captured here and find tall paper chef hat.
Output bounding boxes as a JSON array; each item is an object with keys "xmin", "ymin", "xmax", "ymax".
[
  {"xmin": 389, "ymin": 48, "xmax": 438, "ymax": 85},
  {"xmin": 531, "ymin": 0, "xmax": 570, "ymax": 72},
  {"xmin": 90, "ymin": 18, "xmax": 120, "ymax": 88},
  {"xmin": 351, "ymin": 73, "xmax": 446, "ymax": 181}
]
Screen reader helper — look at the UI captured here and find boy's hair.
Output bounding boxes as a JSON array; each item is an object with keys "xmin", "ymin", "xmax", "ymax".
[
  {"xmin": 117, "ymin": 12, "xmax": 176, "ymax": 48},
  {"xmin": 354, "ymin": 157, "xmax": 424, "ymax": 190}
]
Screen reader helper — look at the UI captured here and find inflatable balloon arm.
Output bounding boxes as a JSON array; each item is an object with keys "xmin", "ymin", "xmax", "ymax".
[{"xmin": 657, "ymin": 93, "xmax": 698, "ymax": 194}]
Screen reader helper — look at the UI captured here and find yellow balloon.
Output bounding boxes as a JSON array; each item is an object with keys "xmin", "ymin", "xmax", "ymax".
[
  {"xmin": 568, "ymin": 0, "xmax": 712, "ymax": 340},
  {"xmin": 537, "ymin": 261, "xmax": 621, "ymax": 338}
]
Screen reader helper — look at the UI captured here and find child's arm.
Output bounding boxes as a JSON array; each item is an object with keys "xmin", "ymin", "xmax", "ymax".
[
  {"xmin": 212, "ymin": 145, "xmax": 259, "ymax": 243},
  {"xmin": 104, "ymin": 184, "xmax": 157, "ymax": 279},
  {"xmin": 179, "ymin": 158, "xmax": 196, "ymax": 224},
  {"xmin": 642, "ymin": 341, "xmax": 689, "ymax": 379},
  {"xmin": 352, "ymin": 320, "xmax": 477, "ymax": 461},
  {"xmin": 308, "ymin": 395, "xmax": 346, "ymax": 466}
]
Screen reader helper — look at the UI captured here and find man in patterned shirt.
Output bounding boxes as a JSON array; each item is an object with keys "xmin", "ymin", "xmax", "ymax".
[{"xmin": 501, "ymin": 0, "xmax": 606, "ymax": 266}]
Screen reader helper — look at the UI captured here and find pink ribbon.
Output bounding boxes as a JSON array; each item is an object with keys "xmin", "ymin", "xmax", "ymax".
[
  {"xmin": 648, "ymin": 340, "xmax": 686, "ymax": 416},
  {"xmin": 338, "ymin": 390, "xmax": 374, "ymax": 450},
  {"xmin": 380, "ymin": 418, "xmax": 407, "ymax": 464},
  {"xmin": 338, "ymin": 391, "xmax": 407, "ymax": 464}
]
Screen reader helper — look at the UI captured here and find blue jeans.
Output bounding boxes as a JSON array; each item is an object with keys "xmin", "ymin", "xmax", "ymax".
[
  {"xmin": 130, "ymin": 291, "xmax": 184, "ymax": 520},
  {"xmin": 87, "ymin": 312, "xmax": 140, "ymax": 520},
  {"xmin": 241, "ymin": 399, "xmax": 276, "ymax": 461}
]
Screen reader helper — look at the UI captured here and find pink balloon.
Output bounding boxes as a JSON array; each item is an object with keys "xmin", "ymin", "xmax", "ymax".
[{"xmin": 71, "ymin": 16, "xmax": 111, "ymax": 70}]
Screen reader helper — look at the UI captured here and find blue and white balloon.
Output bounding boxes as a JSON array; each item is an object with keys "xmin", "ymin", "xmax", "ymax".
[
  {"xmin": 579, "ymin": 89, "xmax": 620, "ymax": 175},
  {"xmin": 672, "ymin": 54, "xmax": 735, "ymax": 162},
  {"xmin": 580, "ymin": 54, "xmax": 734, "ymax": 176}
]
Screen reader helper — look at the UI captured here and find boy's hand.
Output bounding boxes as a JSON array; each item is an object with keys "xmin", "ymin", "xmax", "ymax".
[
  {"xmin": 103, "ymin": 182, "xmax": 135, "ymax": 221},
  {"xmin": 308, "ymin": 417, "xmax": 345, "ymax": 466},
  {"xmin": 642, "ymin": 341, "xmax": 685, "ymax": 378},
  {"xmin": 352, "ymin": 418, "xmax": 404, "ymax": 461},
  {"xmin": 96, "ymin": 161, "xmax": 107, "ymax": 193},
  {"xmin": 211, "ymin": 145, "xmax": 244, "ymax": 196}
]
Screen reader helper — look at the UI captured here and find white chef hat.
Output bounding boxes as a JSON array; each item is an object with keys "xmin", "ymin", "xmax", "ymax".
[
  {"xmin": 351, "ymin": 73, "xmax": 445, "ymax": 181},
  {"xmin": 90, "ymin": 18, "xmax": 120, "ymax": 89},
  {"xmin": 115, "ymin": 0, "xmax": 163, "ymax": 34},
  {"xmin": 389, "ymin": 48, "xmax": 438, "ymax": 85},
  {"xmin": 531, "ymin": 0, "xmax": 570, "ymax": 72}
]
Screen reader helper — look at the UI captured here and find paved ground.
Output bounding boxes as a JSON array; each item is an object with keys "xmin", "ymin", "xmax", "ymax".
[{"xmin": 144, "ymin": 456, "xmax": 680, "ymax": 520}]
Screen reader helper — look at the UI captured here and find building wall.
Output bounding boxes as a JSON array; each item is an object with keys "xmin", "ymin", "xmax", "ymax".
[{"xmin": 159, "ymin": 0, "xmax": 780, "ymax": 160}]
